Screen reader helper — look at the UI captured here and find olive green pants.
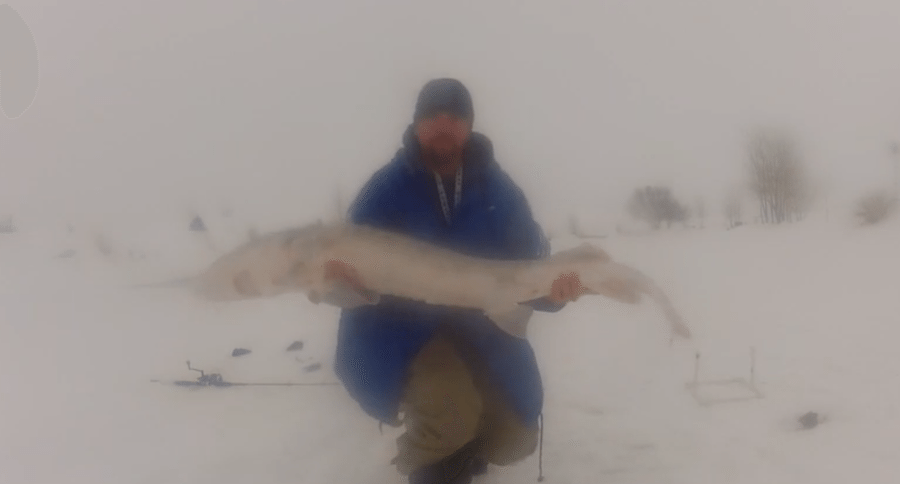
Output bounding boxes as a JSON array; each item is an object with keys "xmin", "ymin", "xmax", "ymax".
[{"xmin": 392, "ymin": 331, "xmax": 539, "ymax": 476}]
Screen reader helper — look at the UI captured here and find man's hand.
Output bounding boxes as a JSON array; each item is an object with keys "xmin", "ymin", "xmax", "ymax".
[
  {"xmin": 323, "ymin": 259, "xmax": 368, "ymax": 294},
  {"xmin": 547, "ymin": 272, "xmax": 584, "ymax": 304}
]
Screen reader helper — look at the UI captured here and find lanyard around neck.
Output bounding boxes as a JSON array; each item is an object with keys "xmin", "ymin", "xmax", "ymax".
[{"xmin": 433, "ymin": 167, "xmax": 462, "ymax": 225}]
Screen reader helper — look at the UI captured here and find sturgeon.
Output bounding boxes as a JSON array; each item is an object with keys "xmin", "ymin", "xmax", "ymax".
[{"xmin": 192, "ymin": 221, "xmax": 692, "ymax": 340}]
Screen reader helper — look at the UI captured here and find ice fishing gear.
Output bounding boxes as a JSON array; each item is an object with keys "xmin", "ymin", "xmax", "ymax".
[{"xmin": 150, "ymin": 360, "xmax": 340, "ymax": 388}]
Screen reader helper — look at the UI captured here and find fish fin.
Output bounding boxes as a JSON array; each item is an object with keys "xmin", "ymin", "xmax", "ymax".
[
  {"xmin": 318, "ymin": 279, "xmax": 381, "ymax": 309},
  {"xmin": 671, "ymin": 317, "xmax": 692, "ymax": 339},
  {"xmin": 645, "ymin": 284, "xmax": 692, "ymax": 339},
  {"xmin": 485, "ymin": 304, "xmax": 534, "ymax": 339},
  {"xmin": 585, "ymin": 262, "xmax": 693, "ymax": 340},
  {"xmin": 550, "ymin": 243, "xmax": 611, "ymax": 264}
]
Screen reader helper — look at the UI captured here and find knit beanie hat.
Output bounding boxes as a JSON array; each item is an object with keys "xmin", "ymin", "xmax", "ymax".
[{"xmin": 413, "ymin": 78, "xmax": 474, "ymax": 124}]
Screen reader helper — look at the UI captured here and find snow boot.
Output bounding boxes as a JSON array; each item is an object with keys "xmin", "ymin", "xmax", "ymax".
[
  {"xmin": 471, "ymin": 456, "xmax": 488, "ymax": 476},
  {"xmin": 408, "ymin": 440, "xmax": 485, "ymax": 484}
]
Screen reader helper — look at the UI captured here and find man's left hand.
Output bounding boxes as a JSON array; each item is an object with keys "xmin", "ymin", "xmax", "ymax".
[{"xmin": 548, "ymin": 272, "xmax": 584, "ymax": 304}]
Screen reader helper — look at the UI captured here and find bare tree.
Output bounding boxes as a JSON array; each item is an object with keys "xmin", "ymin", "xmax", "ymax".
[
  {"xmin": 724, "ymin": 193, "xmax": 743, "ymax": 229},
  {"xmin": 627, "ymin": 186, "xmax": 689, "ymax": 229},
  {"xmin": 746, "ymin": 129, "xmax": 810, "ymax": 224},
  {"xmin": 694, "ymin": 198, "xmax": 706, "ymax": 228}
]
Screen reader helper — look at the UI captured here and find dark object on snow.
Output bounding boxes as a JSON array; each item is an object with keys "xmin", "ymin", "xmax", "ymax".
[
  {"xmin": 150, "ymin": 361, "xmax": 340, "ymax": 387},
  {"xmin": 180, "ymin": 371, "xmax": 227, "ymax": 387},
  {"xmin": 231, "ymin": 348, "xmax": 251, "ymax": 357},
  {"xmin": 189, "ymin": 216, "xmax": 207, "ymax": 232},
  {"xmin": 286, "ymin": 340, "xmax": 304, "ymax": 352},
  {"xmin": 304, "ymin": 362, "xmax": 322, "ymax": 373},
  {"xmin": 54, "ymin": 249, "xmax": 77, "ymax": 259},
  {"xmin": 799, "ymin": 411, "xmax": 820, "ymax": 429}
]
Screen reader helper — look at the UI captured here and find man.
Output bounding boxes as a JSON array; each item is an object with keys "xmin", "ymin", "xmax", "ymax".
[{"xmin": 330, "ymin": 78, "xmax": 584, "ymax": 484}]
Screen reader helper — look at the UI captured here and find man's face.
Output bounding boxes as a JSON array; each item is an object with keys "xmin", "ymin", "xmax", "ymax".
[{"xmin": 414, "ymin": 112, "xmax": 472, "ymax": 170}]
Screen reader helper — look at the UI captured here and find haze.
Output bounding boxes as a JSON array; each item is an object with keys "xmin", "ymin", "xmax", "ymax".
[
  {"xmin": 3, "ymin": 0, "xmax": 900, "ymax": 229},
  {"xmin": 4, "ymin": 3, "xmax": 900, "ymax": 483}
]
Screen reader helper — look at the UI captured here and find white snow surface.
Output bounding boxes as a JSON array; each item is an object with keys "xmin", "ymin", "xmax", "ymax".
[{"xmin": 2, "ymin": 216, "xmax": 900, "ymax": 484}]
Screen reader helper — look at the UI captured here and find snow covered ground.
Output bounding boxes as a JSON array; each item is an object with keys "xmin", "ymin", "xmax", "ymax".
[{"xmin": 2, "ymin": 215, "xmax": 900, "ymax": 484}]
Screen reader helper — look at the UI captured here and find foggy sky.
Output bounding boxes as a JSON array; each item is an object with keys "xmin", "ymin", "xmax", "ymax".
[{"xmin": 3, "ymin": 0, "xmax": 899, "ymax": 231}]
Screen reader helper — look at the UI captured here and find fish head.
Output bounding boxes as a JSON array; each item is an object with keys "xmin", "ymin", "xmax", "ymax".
[{"xmin": 272, "ymin": 222, "xmax": 345, "ymax": 288}]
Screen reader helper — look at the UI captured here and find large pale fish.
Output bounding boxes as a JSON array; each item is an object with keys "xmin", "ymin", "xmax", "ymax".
[{"xmin": 192, "ymin": 221, "xmax": 692, "ymax": 340}]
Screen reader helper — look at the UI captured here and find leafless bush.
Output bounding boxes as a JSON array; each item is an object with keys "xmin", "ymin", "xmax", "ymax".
[
  {"xmin": 627, "ymin": 186, "xmax": 689, "ymax": 229},
  {"xmin": 855, "ymin": 190, "xmax": 897, "ymax": 225},
  {"xmin": 0, "ymin": 216, "xmax": 17, "ymax": 234},
  {"xmin": 693, "ymin": 198, "xmax": 706, "ymax": 228},
  {"xmin": 94, "ymin": 233, "xmax": 115, "ymax": 258}
]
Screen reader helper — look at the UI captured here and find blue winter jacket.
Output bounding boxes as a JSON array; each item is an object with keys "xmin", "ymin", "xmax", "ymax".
[{"xmin": 334, "ymin": 125, "xmax": 564, "ymax": 427}]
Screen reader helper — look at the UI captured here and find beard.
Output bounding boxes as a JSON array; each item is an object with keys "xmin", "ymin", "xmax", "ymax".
[{"xmin": 421, "ymin": 133, "xmax": 464, "ymax": 173}]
